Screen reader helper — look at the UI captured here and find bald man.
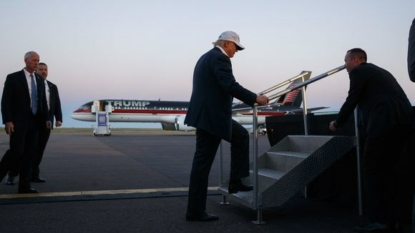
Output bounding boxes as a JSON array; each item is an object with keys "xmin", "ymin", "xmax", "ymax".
[{"xmin": 0, "ymin": 51, "xmax": 50, "ymax": 193}]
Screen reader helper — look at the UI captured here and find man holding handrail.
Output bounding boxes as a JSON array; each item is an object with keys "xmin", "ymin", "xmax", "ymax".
[
  {"xmin": 184, "ymin": 31, "xmax": 269, "ymax": 222},
  {"xmin": 329, "ymin": 48, "xmax": 413, "ymax": 232}
]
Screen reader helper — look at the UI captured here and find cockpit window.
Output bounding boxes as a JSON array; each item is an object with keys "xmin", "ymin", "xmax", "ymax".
[{"xmin": 79, "ymin": 105, "xmax": 91, "ymax": 110}]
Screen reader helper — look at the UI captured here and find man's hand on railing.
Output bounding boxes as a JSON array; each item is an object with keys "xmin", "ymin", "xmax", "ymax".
[
  {"xmin": 329, "ymin": 120, "xmax": 338, "ymax": 132},
  {"xmin": 256, "ymin": 95, "xmax": 269, "ymax": 105}
]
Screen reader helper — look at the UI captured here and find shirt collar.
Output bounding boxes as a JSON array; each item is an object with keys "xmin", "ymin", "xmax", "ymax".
[
  {"xmin": 216, "ymin": 46, "xmax": 229, "ymax": 57},
  {"xmin": 23, "ymin": 68, "xmax": 34, "ymax": 77}
]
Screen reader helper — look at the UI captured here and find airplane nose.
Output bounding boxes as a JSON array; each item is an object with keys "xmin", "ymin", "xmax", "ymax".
[{"xmin": 70, "ymin": 113, "xmax": 78, "ymax": 120}]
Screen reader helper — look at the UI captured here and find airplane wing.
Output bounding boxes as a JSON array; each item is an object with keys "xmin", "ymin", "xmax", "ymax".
[
  {"xmin": 287, "ymin": 106, "xmax": 328, "ymax": 114},
  {"xmin": 232, "ymin": 105, "xmax": 253, "ymax": 113}
]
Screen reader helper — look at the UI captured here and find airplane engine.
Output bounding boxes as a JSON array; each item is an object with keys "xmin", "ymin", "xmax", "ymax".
[{"xmin": 175, "ymin": 116, "xmax": 195, "ymax": 131}]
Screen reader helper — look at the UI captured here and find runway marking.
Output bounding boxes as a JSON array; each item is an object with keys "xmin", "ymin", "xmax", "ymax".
[{"xmin": 0, "ymin": 186, "xmax": 219, "ymax": 199}]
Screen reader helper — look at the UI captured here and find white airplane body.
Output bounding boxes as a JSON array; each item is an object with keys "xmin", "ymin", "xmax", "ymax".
[
  {"xmin": 71, "ymin": 72, "xmax": 327, "ymax": 131},
  {"xmin": 71, "ymin": 99, "xmax": 293, "ymax": 131}
]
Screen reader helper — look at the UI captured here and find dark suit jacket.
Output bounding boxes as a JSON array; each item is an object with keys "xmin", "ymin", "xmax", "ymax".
[
  {"xmin": 335, "ymin": 63, "xmax": 413, "ymax": 139},
  {"xmin": 1, "ymin": 70, "xmax": 49, "ymax": 127},
  {"xmin": 184, "ymin": 47, "xmax": 257, "ymax": 141},
  {"xmin": 408, "ymin": 18, "xmax": 415, "ymax": 82},
  {"xmin": 45, "ymin": 80, "xmax": 62, "ymax": 128}
]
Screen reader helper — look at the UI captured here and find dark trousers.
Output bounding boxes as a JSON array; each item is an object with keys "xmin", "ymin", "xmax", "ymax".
[
  {"xmin": 0, "ymin": 120, "xmax": 38, "ymax": 189},
  {"xmin": 362, "ymin": 125, "xmax": 412, "ymax": 223},
  {"xmin": 0, "ymin": 149, "xmax": 15, "ymax": 179},
  {"xmin": 187, "ymin": 120, "xmax": 250, "ymax": 214},
  {"xmin": 7, "ymin": 152, "xmax": 19, "ymax": 177},
  {"xmin": 32, "ymin": 128, "xmax": 51, "ymax": 178},
  {"xmin": 8, "ymin": 128, "xmax": 50, "ymax": 178}
]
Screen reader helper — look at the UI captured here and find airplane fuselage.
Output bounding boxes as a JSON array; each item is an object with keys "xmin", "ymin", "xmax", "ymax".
[{"xmin": 71, "ymin": 99, "xmax": 294, "ymax": 130}]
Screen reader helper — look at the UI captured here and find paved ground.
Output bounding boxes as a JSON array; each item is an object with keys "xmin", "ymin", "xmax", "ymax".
[{"xmin": 0, "ymin": 131, "xmax": 398, "ymax": 233}]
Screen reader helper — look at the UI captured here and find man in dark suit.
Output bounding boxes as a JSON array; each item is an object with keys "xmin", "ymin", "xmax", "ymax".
[
  {"xmin": 329, "ymin": 48, "xmax": 414, "ymax": 232},
  {"xmin": 31, "ymin": 62, "xmax": 62, "ymax": 182},
  {"xmin": 5, "ymin": 62, "xmax": 63, "ymax": 185},
  {"xmin": 184, "ymin": 31, "xmax": 269, "ymax": 221},
  {"xmin": 0, "ymin": 51, "xmax": 50, "ymax": 193}
]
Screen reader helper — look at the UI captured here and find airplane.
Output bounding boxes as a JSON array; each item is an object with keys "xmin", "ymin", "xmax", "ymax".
[{"xmin": 71, "ymin": 72, "xmax": 327, "ymax": 131}]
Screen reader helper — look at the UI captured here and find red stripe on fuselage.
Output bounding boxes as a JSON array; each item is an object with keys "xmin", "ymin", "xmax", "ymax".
[
  {"xmin": 73, "ymin": 109, "xmax": 188, "ymax": 114},
  {"xmin": 73, "ymin": 109, "xmax": 288, "ymax": 116}
]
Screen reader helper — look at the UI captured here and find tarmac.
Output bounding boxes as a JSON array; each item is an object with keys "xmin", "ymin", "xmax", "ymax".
[{"xmin": 0, "ymin": 130, "xmax": 388, "ymax": 233}]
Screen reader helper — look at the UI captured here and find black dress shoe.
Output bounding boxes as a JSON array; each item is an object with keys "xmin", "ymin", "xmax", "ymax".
[
  {"xmin": 228, "ymin": 180, "xmax": 253, "ymax": 194},
  {"xmin": 5, "ymin": 176, "xmax": 15, "ymax": 185},
  {"xmin": 186, "ymin": 212, "xmax": 219, "ymax": 221},
  {"xmin": 31, "ymin": 177, "xmax": 46, "ymax": 183},
  {"xmin": 18, "ymin": 187, "xmax": 39, "ymax": 194}
]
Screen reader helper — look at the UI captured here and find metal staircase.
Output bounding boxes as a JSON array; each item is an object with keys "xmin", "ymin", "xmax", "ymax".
[
  {"xmin": 216, "ymin": 65, "xmax": 363, "ymax": 223},
  {"xmin": 219, "ymin": 135, "xmax": 356, "ymax": 210}
]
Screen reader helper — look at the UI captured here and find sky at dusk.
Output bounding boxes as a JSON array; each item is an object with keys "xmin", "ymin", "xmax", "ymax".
[{"xmin": 0, "ymin": 0, "xmax": 414, "ymax": 128}]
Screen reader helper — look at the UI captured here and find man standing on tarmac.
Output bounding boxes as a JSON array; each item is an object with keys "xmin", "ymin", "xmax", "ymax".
[
  {"xmin": 5, "ymin": 62, "xmax": 62, "ymax": 185},
  {"xmin": 31, "ymin": 62, "xmax": 62, "ymax": 183},
  {"xmin": 0, "ymin": 51, "xmax": 50, "ymax": 193},
  {"xmin": 329, "ymin": 48, "xmax": 413, "ymax": 232},
  {"xmin": 184, "ymin": 31, "xmax": 269, "ymax": 222}
]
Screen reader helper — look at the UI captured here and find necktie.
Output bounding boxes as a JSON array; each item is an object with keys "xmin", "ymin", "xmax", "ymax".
[{"xmin": 30, "ymin": 74, "xmax": 37, "ymax": 115}]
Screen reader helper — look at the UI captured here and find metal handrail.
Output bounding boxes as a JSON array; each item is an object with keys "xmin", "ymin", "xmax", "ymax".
[
  {"xmin": 267, "ymin": 65, "xmax": 345, "ymax": 101},
  {"xmin": 258, "ymin": 71, "xmax": 311, "ymax": 96},
  {"xmin": 234, "ymin": 71, "xmax": 311, "ymax": 108},
  {"xmin": 250, "ymin": 65, "xmax": 346, "ymax": 222}
]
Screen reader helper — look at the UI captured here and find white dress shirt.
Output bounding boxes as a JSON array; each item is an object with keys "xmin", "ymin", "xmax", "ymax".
[{"xmin": 44, "ymin": 80, "xmax": 50, "ymax": 111}]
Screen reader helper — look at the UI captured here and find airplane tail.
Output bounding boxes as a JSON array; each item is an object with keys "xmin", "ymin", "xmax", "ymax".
[{"xmin": 274, "ymin": 71, "xmax": 311, "ymax": 107}]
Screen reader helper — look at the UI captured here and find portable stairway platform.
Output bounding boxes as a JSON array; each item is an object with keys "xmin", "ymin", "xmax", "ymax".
[
  {"xmin": 92, "ymin": 101, "xmax": 112, "ymax": 136},
  {"xmin": 218, "ymin": 135, "xmax": 356, "ymax": 210}
]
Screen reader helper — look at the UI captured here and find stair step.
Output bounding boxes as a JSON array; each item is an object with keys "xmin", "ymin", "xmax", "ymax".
[
  {"xmin": 258, "ymin": 151, "xmax": 308, "ymax": 173},
  {"xmin": 266, "ymin": 151, "xmax": 309, "ymax": 158},
  {"xmin": 255, "ymin": 168, "xmax": 285, "ymax": 180},
  {"xmin": 269, "ymin": 135, "xmax": 333, "ymax": 154},
  {"xmin": 248, "ymin": 168, "xmax": 285, "ymax": 193},
  {"xmin": 218, "ymin": 186, "xmax": 254, "ymax": 207}
]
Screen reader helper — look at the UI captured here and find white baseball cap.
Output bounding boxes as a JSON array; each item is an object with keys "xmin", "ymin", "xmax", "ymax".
[{"xmin": 218, "ymin": 31, "xmax": 245, "ymax": 50}]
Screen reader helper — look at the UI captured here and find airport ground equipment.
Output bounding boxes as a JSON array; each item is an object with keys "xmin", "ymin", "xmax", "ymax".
[
  {"xmin": 217, "ymin": 65, "xmax": 360, "ymax": 224},
  {"xmin": 219, "ymin": 135, "xmax": 356, "ymax": 222},
  {"xmin": 92, "ymin": 100, "xmax": 112, "ymax": 136}
]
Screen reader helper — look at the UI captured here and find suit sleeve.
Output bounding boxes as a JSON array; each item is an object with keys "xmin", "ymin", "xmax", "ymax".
[
  {"xmin": 213, "ymin": 55, "xmax": 257, "ymax": 106},
  {"xmin": 53, "ymin": 85, "xmax": 63, "ymax": 122},
  {"xmin": 1, "ymin": 75, "xmax": 13, "ymax": 123},
  {"xmin": 335, "ymin": 70, "xmax": 367, "ymax": 127},
  {"xmin": 37, "ymin": 76, "xmax": 50, "ymax": 122},
  {"xmin": 408, "ymin": 18, "xmax": 415, "ymax": 82}
]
